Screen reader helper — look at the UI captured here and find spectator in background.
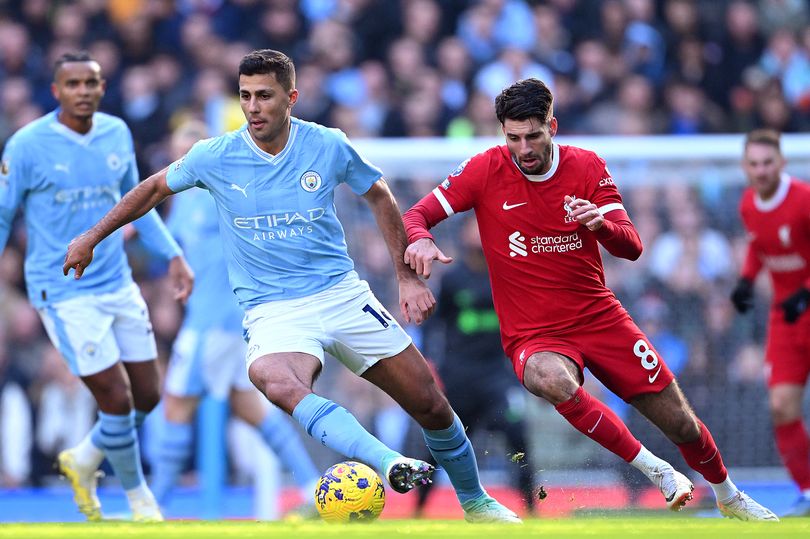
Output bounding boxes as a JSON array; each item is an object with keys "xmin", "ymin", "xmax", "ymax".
[{"xmin": 0, "ymin": 320, "xmax": 32, "ymax": 489}]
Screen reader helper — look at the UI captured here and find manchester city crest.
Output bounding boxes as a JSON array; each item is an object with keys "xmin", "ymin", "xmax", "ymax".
[
  {"xmin": 300, "ymin": 170, "xmax": 322, "ymax": 192},
  {"xmin": 107, "ymin": 153, "xmax": 122, "ymax": 171}
]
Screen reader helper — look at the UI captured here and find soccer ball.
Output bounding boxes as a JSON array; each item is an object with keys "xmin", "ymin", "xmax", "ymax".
[{"xmin": 314, "ymin": 461, "xmax": 386, "ymax": 522}]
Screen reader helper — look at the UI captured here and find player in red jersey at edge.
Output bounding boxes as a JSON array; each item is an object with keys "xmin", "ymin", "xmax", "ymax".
[
  {"xmin": 731, "ymin": 129, "xmax": 810, "ymax": 517},
  {"xmin": 402, "ymin": 78, "xmax": 777, "ymax": 521}
]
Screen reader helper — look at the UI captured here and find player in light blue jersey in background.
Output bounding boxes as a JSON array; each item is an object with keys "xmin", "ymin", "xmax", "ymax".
[
  {"xmin": 65, "ymin": 49, "xmax": 518, "ymax": 523},
  {"xmin": 151, "ymin": 120, "xmax": 320, "ymax": 515},
  {"xmin": 0, "ymin": 52, "xmax": 194, "ymax": 522}
]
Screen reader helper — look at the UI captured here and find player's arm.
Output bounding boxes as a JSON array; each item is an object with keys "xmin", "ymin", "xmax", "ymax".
[
  {"xmin": 0, "ymin": 139, "xmax": 29, "ymax": 253},
  {"xmin": 564, "ymin": 195, "xmax": 643, "ymax": 260},
  {"xmin": 730, "ymin": 242, "xmax": 761, "ymax": 314},
  {"xmin": 362, "ymin": 178, "xmax": 437, "ymax": 324},
  {"xmin": 780, "ymin": 210, "xmax": 810, "ymax": 323},
  {"xmin": 63, "ymin": 168, "xmax": 175, "ymax": 279},
  {"xmin": 402, "ymin": 190, "xmax": 456, "ymax": 279}
]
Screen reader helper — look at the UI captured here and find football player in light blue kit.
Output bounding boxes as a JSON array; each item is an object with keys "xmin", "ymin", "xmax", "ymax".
[
  {"xmin": 0, "ymin": 52, "xmax": 194, "ymax": 522},
  {"xmin": 64, "ymin": 49, "xmax": 518, "ymax": 523},
  {"xmin": 152, "ymin": 121, "xmax": 321, "ymax": 513}
]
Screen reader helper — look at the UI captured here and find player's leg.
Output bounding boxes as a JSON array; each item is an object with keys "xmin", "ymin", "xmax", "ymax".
[
  {"xmin": 151, "ymin": 328, "xmax": 212, "ymax": 506},
  {"xmin": 522, "ymin": 351, "xmax": 645, "ymax": 462},
  {"xmin": 632, "ymin": 380, "xmax": 778, "ymax": 520},
  {"xmin": 363, "ymin": 344, "xmax": 520, "ymax": 523},
  {"xmin": 150, "ymin": 393, "xmax": 199, "ymax": 506},
  {"xmin": 38, "ymin": 298, "xmax": 134, "ymax": 520},
  {"xmin": 771, "ymin": 383, "xmax": 810, "ymax": 516},
  {"xmin": 248, "ymin": 351, "xmax": 410, "ymax": 488},
  {"xmin": 230, "ymin": 387, "xmax": 321, "ymax": 505},
  {"xmin": 106, "ymin": 284, "xmax": 165, "ymax": 520},
  {"xmin": 520, "ymin": 347, "xmax": 696, "ymax": 511},
  {"xmin": 766, "ymin": 319, "xmax": 810, "ymax": 516}
]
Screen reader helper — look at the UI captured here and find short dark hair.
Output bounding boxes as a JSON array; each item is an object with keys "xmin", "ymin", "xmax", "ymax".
[
  {"xmin": 54, "ymin": 50, "xmax": 96, "ymax": 75},
  {"xmin": 495, "ymin": 78, "xmax": 553, "ymax": 125},
  {"xmin": 745, "ymin": 129, "xmax": 781, "ymax": 152},
  {"xmin": 238, "ymin": 49, "xmax": 295, "ymax": 91}
]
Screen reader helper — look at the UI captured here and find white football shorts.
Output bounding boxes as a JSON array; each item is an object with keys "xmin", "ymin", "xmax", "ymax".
[
  {"xmin": 165, "ymin": 327, "xmax": 254, "ymax": 399},
  {"xmin": 243, "ymin": 271, "xmax": 412, "ymax": 375},
  {"xmin": 38, "ymin": 282, "xmax": 157, "ymax": 376}
]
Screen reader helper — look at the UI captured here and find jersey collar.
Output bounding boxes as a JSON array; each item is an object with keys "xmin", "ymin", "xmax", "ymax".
[
  {"xmin": 240, "ymin": 121, "xmax": 298, "ymax": 165},
  {"xmin": 48, "ymin": 109, "xmax": 99, "ymax": 146},
  {"xmin": 514, "ymin": 142, "xmax": 560, "ymax": 182},
  {"xmin": 753, "ymin": 172, "xmax": 791, "ymax": 212}
]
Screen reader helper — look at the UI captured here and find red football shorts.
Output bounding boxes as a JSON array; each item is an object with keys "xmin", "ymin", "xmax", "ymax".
[
  {"xmin": 510, "ymin": 309, "xmax": 675, "ymax": 402},
  {"xmin": 764, "ymin": 310, "xmax": 810, "ymax": 387}
]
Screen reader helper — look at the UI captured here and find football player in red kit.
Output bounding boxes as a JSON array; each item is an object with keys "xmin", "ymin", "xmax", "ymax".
[
  {"xmin": 403, "ymin": 78, "xmax": 777, "ymax": 521},
  {"xmin": 731, "ymin": 129, "xmax": 810, "ymax": 517}
]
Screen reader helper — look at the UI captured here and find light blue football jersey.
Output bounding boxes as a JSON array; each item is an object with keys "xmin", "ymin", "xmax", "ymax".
[
  {"xmin": 165, "ymin": 118, "xmax": 382, "ymax": 309},
  {"xmin": 166, "ymin": 187, "xmax": 243, "ymax": 332},
  {"xmin": 0, "ymin": 110, "xmax": 181, "ymax": 307}
]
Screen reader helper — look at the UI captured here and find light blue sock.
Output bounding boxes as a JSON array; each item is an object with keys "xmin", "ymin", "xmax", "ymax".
[
  {"xmin": 90, "ymin": 411, "xmax": 145, "ymax": 490},
  {"xmin": 292, "ymin": 393, "xmax": 399, "ymax": 474},
  {"xmin": 423, "ymin": 413, "xmax": 486, "ymax": 505},
  {"xmin": 134, "ymin": 409, "xmax": 149, "ymax": 429},
  {"xmin": 259, "ymin": 411, "xmax": 320, "ymax": 485},
  {"xmin": 151, "ymin": 418, "xmax": 193, "ymax": 505}
]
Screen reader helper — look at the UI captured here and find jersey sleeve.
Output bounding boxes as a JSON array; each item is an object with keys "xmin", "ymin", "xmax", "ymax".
[
  {"xmin": 430, "ymin": 154, "xmax": 487, "ymax": 216},
  {"xmin": 587, "ymin": 155, "xmax": 643, "ymax": 259},
  {"xmin": 120, "ymin": 127, "xmax": 182, "ymax": 260},
  {"xmin": 333, "ymin": 129, "xmax": 383, "ymax": 195},
  {"xmin": 0, "ymin": 135, "xmax": 30, "ymax": 253},
  {"xmin": 402, "ymin": 154, "xmax": 485, "ymax": 243},
  {"xmin": 588, "ymin": 156, "xmax": 626, "ymax": 216},
  {"xmin": 740, "ymin": 242, "xmax": 762, "ymax": 282},
  {"xmin": 166, "ymin": 139, "xmax": 210, "ymax": 193}
]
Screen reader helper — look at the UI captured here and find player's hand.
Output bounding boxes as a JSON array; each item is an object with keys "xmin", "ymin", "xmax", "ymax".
[
  {"xmin": 63, "ymin": 232, "xmax": 97, "ymax": 279},
  {"xmin": 398, "ymin": 277, "xmax": 436, "ymax": 325},
  {"xmin": 168, "ymin": 255, "xmax": 194, "ymax": 304},
  {"xmin": 730, "ymin": 278, "xmax": 754, "ymax": 314},
  {"xmin": 565, "ymin": 195, "xmax": 604, "ymax": 231},
  {"xmin": 404, "ymin": 238, "xmax": 453, "ymax": 279},
  {"xmin": 781, "ymin": 286, "xmax": 810, "ymax": 323}
]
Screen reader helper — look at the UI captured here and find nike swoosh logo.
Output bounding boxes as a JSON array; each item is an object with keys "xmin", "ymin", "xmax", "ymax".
[
  {"xmin": 699, "ymin": 450, "xmax": 717, "ymax": 465},
  {"xmin": 587, "ymin": 412, "xmax": 603, "ymax": 434},
  {"xmin": 665, "ymin": 492, "xmax": 676, "ymax": 502},
  {"xmin": 648, "ymin": 366, "xmax": 663, "ymax": 383},
  {"xmin": 502, "ymin": 201, "xmax": 527, "ymax": 210}
]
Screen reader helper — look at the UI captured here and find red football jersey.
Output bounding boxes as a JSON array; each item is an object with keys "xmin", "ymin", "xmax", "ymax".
[
  {"xmin": 404, "ymin": 143, "xmax": 641, "ymax": 357},
  {"xmin": 739, "ymin": 174, "xmax": 810, "ymax": 306}
]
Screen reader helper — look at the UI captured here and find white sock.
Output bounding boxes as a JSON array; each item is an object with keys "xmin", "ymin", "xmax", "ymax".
[
  {"xmin": 629, "ymin": 445, "xmax": 670, "ymax": 477},
  {"xmin": 72, "ymin": 432, "xmax": 105, "ymax": 470},
  {"xmin": 125, "ymin": 483, "xmax": 154, "ymax": 505},
  {"xmin": 709, "ymin": 476, "xmax": 738, "ymax": 503}
]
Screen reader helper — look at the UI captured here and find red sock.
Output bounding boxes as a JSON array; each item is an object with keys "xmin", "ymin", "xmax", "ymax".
[
  {"xmin": 555, "ymin": 387, "xmax": 641, "ymax": 462},
  {"xmin": 775, "ymin": 420, "xmax": 810, "ymax": 490},
  {"xmin": 677, "ymin": 421, "xmax": 728, "ymax": 484}
]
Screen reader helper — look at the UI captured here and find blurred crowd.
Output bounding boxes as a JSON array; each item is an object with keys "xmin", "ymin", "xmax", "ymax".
[{"xmin": 1, "ymin": 0, "xmax": 809, "ymax": 490}]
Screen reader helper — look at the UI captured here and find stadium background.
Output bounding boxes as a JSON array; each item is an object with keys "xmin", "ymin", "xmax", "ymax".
[{"xmin": 1, "ymin": 0, "xmax": 810, "ymax": 521}]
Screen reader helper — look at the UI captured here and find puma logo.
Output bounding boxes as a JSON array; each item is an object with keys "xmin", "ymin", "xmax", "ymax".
[{"xmin": 229, "ymin": 182, "xmax": 250, "ymax": 197}]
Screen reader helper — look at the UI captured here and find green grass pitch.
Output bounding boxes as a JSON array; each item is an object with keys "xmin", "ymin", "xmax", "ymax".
[{"xmin": 0, "ymin": 518, "xmax": 808, "ymax": 539}]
